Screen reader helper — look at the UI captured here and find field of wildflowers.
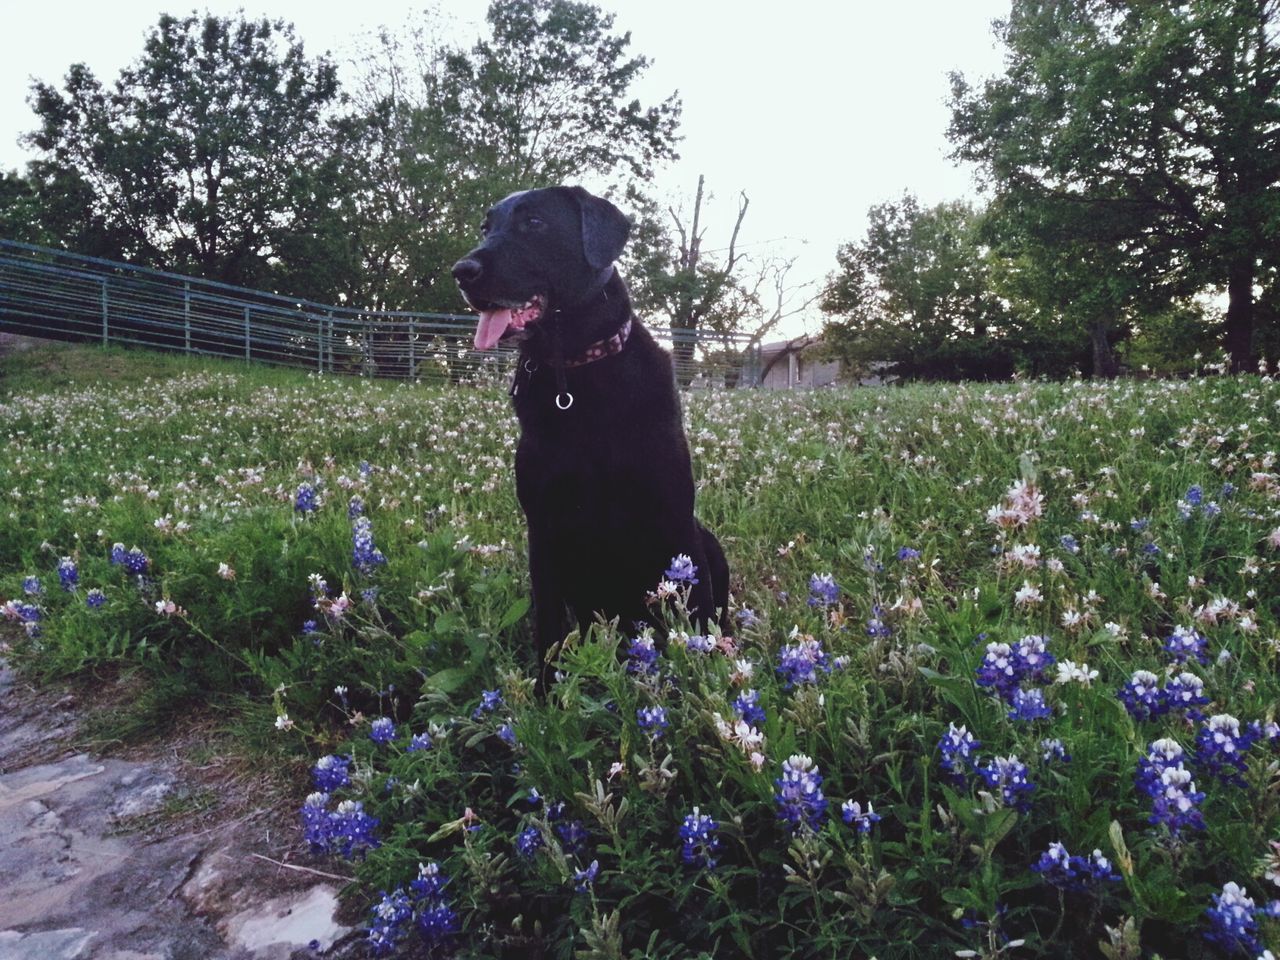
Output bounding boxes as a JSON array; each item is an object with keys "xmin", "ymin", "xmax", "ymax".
[{"xmin": 2, "ymin": 344, "xmax": 1279, "ymax": 959}]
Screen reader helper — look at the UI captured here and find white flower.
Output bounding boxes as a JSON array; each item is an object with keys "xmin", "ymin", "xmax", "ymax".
[
  {"xmin": 217, "ymin": 562, "xmax": 236, "ymax": 580},
  {"xmin": 1014, "ymin": 581, "xmax": 1042, "ymax": 606},
  {"xmin": 275, "ymin": 713, "xmax": 294, "ymax": 731},
  {"xmin": 1055, "ymin": 660, "xmax": 1099, "ymax": 686}
]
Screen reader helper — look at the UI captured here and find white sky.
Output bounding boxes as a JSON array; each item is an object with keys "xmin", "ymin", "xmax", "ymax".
[{"xmin": 0, "ymin": 1, "xmax": 1011, "ymax": 334}]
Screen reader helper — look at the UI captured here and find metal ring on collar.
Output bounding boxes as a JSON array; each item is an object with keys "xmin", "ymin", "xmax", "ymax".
[
  {"xmin": 524, "ymin": 359, "xmax": 538, "ymax": 373},
  {"xmin": 555, "ymin": 392, "xmax": 574, "ymax": 410}
]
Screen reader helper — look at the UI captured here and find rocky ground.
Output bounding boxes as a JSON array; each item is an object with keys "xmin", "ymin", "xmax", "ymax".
[{"xmin": 0, "ymin": 660, "xmax": 361, "ymax": 960}]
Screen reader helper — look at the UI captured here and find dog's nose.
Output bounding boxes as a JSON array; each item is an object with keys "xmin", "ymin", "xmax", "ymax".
[{"xmin": 452, "ymin": 258, "xmax": 483, "ymax": 285}]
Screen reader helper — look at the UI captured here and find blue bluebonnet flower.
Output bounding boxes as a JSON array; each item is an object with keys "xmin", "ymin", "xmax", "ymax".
[
  {"xmin": 358, "ymin": 460, "xmax": 374, "ymax": 479},
  {"xmin": 665, "ymin": 554, "xmax": 699, "ymax": 584},
  {"xmin": 122, "ymin": 547, "xmax": 149, "ymax": 575},
  {"xmin": 1136, "ymin": 738, "xmax": 1205, "ymax": 835},
  {"xmin": 498, "ymin": 723, "xmax": 517, "ymax": 746},
  {"xmin": 369, "ymin": 717, "xmax": 396, "ymax": 745},
  {"xmin": 975, "ymin": 755, "xmax": 1035, "ymax": 811},
  {"xmin": 637, "ymin": 705, "xmax": 669, "ymax": 739},
  {"xmin": 56, "ymin": 557, "xmax": 78, "ymax": 591},
  {"xmin": 348, "ymin": 496, "xmax": 364, "ymax": 519},
  {"xmin": 1220, "ymin": 482, "xmax": 1235, "ymax": 499},
  {"xmin": 351, "ymin": 517, "xmax": 387, "ymax": 575},
  {"xmin": 1119, "ymin": 670, "xmax": 1166, "ymax": 721},
  {"xmin": 863, "ymin": 551, "xmax": 884, "ymax": 573},
  {"xmin": 110, "ymin": 543, "xmax": 127, "ymax": 566},
  {"xmin": 549, "ymin": 804, "xmax": 589, "ymax": 856},
  {"xmin": 776, "ymin": 634, "xmax": 829, "ymax": 687},
  {"xmin": 366, "ymin": 888, "xmax": 413, "ymax": 956},
  {"xmin": 736, "ymin": 607, "xmax": 760, "ymax": 628},
  {"xmin": 807, "ymin": 572, "xmax": 840, "ymax": 607},
  {"xmin": 774, "ymin": 754, "xmax": 828, "ymax": 833},
  {"xmin": 1202, "ymin": 500, "xmax": 1221, "ymax": 518},
  {"xmin": 1040, "ymin": 738, "xmax": 1071, "ymax": 764},
  {"xmin": 1163, "ymin": 671, "xmax": 1209, "ymax": 715},
  {"xmin": 294, "ymin": 482, "xmax": 318, "ymax": 513},
  {"xmin": 1185, "ymin": 485, "xmax": 1203, "ymax": 507},
  {"xmin": 865, "ymin": 605, "xmax": 892, "ymax": 638},
  {"xmin": 1194, "ymin": 714, "xmax": 1260, "ymax": 787},
  {"xmin": 3, "ymin": 600, "xmax": 42, "ymax": 637},
  {"xmin": 1204, "ymin": 882, "xmax": 1263, "ymax": 956},
  {"xmin": 301, "ymin": 793, "xmax": 380, "ymax": 859},
  {"xmin": 301, "ymin": 619, "xmax": 320, "ymax": 636},
  {"xmin": 22, "ymin": 575, "xmax": 42, "ymax": 596},
  {"xmin": 939, "ymin": 723, "xmax": 980, "ymax": 784},
  {"xmin": 1007, "ymin": 687, "xmax": 1053, "ymax": 722},
  {"xmin": 411, "ymin": 862, "xmax": 458, "ymax": 947},
  {"xmin": 975, "ymin": 642, "xmax": 1020, "ymax": 700},
  {"xmin": 1030, "ymin": 842, "xmax": 1120, "ymax": 892},
  {"xmin": 573, "ymin": 859, "xmax": 600, "ymax": 893},
  {"xmin": 897, "ymin": 546, "xmax": 921, "ymax": 562},
  {"xmin": 515, "ymin": 826, "xmax": 544, "ymax": 858},
  {"xmin": 1014, "ymin": 634, "xmax": 1056, "ymax": 683},
  {"xmin": 680, "ymin": 807, "xmax": 720, "ymax": 869},
  {"xmin": 329, "ymin": 800, "xmax": 380, "ymax": 858},
  {"xmin": 684, "ymin": 633, "xmax": 716, "ymax": 653},
  {"xmin": 312, "ymin": 755, "xmax": 351, "ymax": 792},
  {"xmin": 626, "ymin": 635, "xmax": 659, "ymax": 675},
  {"xmin": 473, "ymin": 689, "xmax": 504, "ymax": 720},
  {"xmin": 733, "ymin": 689, "xmax": 767, "ymax": 727},
  {"xmin": 361, "ymin": 587, "xmax": 379, "ymax": 604},
  {"xmin": 841, "ymin": 800, "xmax": 882, "ymax": 833},
  {"xmin": 1165, "ymin": 625, "xmax": 1209, "ymax": 665},
  {"xmin": 301, "ymin": 792, "xmax": 333, "ymax": 851},
  {"xmin": 1130, "ymin": 518, "xmax": 1150, "ymax": 533},
  {"xmin": 1059, "ymin": 534, "xmax": 1080, "ymax": 554},
  {"xmin": 407, "ymin": 732, "xmax": 433, "ymax": 753},
  {"xmin": 85, "ymin": 588, "xmax": 106, "ymax": 609}
]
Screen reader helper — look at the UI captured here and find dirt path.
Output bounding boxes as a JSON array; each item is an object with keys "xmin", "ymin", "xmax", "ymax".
[{"xmin": 0, "ymin": 662, "xmax": 356, "ymax": 960}]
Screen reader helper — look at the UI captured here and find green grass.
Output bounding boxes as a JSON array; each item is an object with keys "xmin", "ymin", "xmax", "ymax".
[{"xmin": 2, "ymin": 343, "xmax": 1279, "ymax": 958}]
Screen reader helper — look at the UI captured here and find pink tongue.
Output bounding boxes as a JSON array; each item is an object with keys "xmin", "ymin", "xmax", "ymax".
[{"xmin": 474, "ymin": 308, "xmax": 513, "ymax": 350}]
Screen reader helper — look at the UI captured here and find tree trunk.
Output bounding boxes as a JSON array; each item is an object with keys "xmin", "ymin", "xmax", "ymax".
[
  {"xmin": 1225, "ymin": 256, "xmax": 1256, "ymax": 372},
  {"xmin": 1089, "ymin": 320, "xmax": 1119, "ymax": 379}
]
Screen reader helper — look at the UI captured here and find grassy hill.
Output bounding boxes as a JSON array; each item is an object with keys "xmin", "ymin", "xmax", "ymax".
[{"xmin": 2, "ymin": 342, "xmax": 1278, "ymax": 958}]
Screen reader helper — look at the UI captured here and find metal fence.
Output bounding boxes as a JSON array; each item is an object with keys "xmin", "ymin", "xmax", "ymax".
[{"xmin": 0, "ymin": 240, "xmax": 762, "ymax": 387}]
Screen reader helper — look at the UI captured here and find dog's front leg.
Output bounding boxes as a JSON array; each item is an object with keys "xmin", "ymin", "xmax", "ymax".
[{"xmin": 527, "ymin": 526, "xmax": 567, "ymax": 695}]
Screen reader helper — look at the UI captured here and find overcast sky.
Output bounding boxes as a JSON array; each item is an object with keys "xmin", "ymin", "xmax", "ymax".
[{"xmin": 0, "ymin": 1, "xmax": 1011, "ymax": 333}]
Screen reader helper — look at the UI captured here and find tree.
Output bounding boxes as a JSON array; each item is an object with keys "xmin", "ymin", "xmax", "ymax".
[
  {"xmin": 949, "ymin": 0, "xmax": 1280, "ymax": 370},
  {"xmin": 820, "ymin": 195, "xmax": 1019, "ymax": 381},
  {"xmin": 627, "ymin": 177, "xmax": 817, "ymax": 386},
  {"xmin": 24, "ymin": 13, "xmax": 341, "ymax": 290},
  {"xmin": 335, "ymin": 0, "xmax": 683, "ymax": 313}
]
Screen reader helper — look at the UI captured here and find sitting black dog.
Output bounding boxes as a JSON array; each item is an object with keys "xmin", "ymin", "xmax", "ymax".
[{"xmin": 453, "ymin": 185, "xmax": 729, "ymax": 689}]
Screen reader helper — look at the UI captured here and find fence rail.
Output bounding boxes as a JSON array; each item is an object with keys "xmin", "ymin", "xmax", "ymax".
[{"xmin": 0, "ymin": 240, "xmax": 762, "ymax": 387}]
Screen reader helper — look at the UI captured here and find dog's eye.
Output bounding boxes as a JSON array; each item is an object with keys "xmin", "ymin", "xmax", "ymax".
[{"xmin": 525, "ymin": 216, "xmax": 545, "ymax": 229}]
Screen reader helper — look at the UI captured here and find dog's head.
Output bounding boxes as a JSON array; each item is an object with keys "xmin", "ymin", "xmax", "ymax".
[{"xmin": 453, "ymin": 186, "xmax": 630, "ymax": 350}]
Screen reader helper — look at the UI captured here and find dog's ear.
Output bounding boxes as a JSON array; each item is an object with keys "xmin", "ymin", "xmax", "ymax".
[{"xmin": 568, "ymin": 187, "xmax": 630, "ymax": 269}]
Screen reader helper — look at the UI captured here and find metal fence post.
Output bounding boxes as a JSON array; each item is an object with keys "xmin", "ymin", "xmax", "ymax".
[
  {"xmin": 316, "ymin": 314, "xmax": 324, "ymax": 372},
  {"xmin": 327, "ymin": 312, "xmax": 334, "ymax": 372},
  {"xmin": 244, "ymin": 306, "xmax": 251, "ymax": 361},
  {"xmin": 183, "ymin": 281, "xmax": 191, "ymax": 354},
  {"xmin": 408, "ymin": 317, "xmax": 416, "ymax": 379},
  {"xmin": 100, "ymin": 279, "xmax": 109, "ymax": 346}
]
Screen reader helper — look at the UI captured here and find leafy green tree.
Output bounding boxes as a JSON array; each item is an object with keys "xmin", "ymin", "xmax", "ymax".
[
  {"xmin": 340, "ymin": 0, "xmax": 683, "ymax": 313},
  {"xmin": 820, "ymin": 195, "xmax": 1019, "ymax": 381},
  {"xmin": 23, "ymin": 13, "xmax": 341, "ymax": 290},
  {"xmin": 950, "ymin": 0, "xmax": 1280, "ymax": 370}
]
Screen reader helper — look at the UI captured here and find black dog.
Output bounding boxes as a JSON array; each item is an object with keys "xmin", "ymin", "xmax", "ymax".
[{"xmin": 452, "ymin": 185, "xmax": 729, "ymax": 689}]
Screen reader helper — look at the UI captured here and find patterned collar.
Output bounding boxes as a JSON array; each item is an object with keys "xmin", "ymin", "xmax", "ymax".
[{"xmin": 555, "ymin": 317, "xmax": 633, "ymax": 368}]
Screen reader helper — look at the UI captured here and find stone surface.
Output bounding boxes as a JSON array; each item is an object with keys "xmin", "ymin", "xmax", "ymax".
[{"xmin": 0, "ymin": 662, "xmax": 356, "ymax": 958}]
